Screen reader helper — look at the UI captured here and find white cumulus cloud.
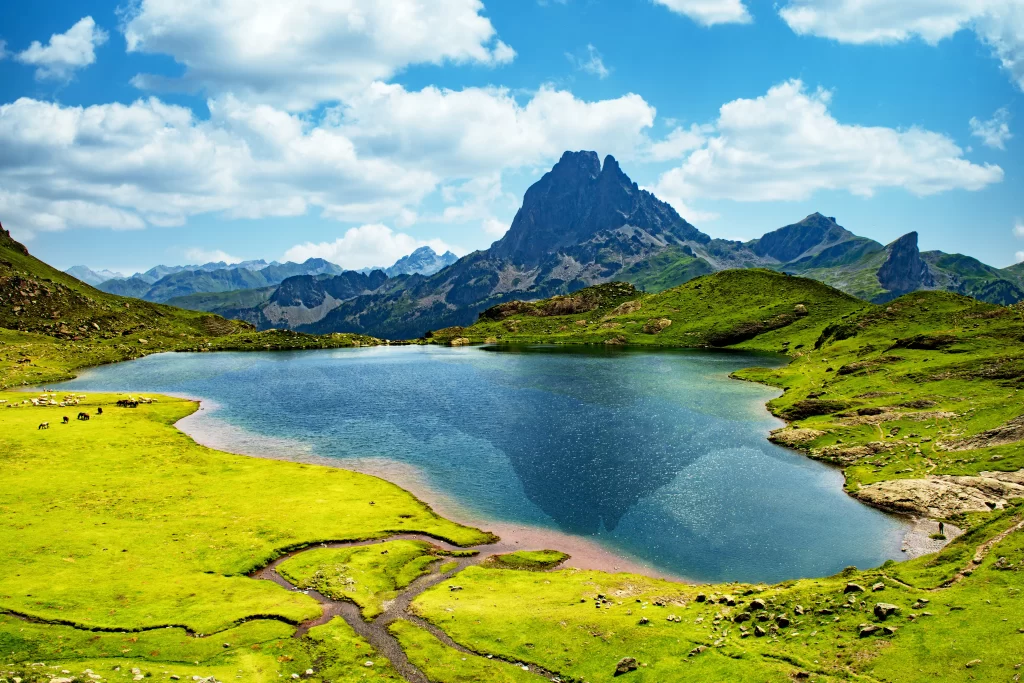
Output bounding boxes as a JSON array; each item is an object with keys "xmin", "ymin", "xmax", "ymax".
[
  {"xmin": 15, "ymin": 16, "xmax": 108, "ymax": 80},
  {"xmin": 0, "ymin": 83, "xmax": 658, "ymax": 241},
  {"xmin": 123, "ymin": 0, "xmax": 515, "ymax": 110},
  {"xmin": 778, "ymin": 0, "xmax": 1024, "ymax": 90},
  {"xmin": 652, "ymin": 80, "xmax": 1004, "ymax": 205},
  {"xmin": 970, "ymin": 107, "xmax": 1013, "ymax": 149},
  {"xmin": 284, "ymin": 224, "xmax": 461, "ymax": 270},
  {"xmin": 1015, "ymin": 219, "xmax": 1024, "ymax": 238},
  {"xmin": 646, "ymin": 124, "xmax": 713, "ymax": 161},
  {"xmin": 652, "ymin": 0, "xmax": 752, "ymax": 26},
  {"xmin": 0, "ymin": 95, "xmax": 436, "ymax": 237},
  {"xmin": 336, "ymin": 82, "xmax": 656, "ymax": 175}
]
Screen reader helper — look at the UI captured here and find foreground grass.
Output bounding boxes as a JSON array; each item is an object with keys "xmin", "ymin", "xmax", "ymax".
[
  {"xmin": 0, "ymin": 391, "xmax": 490, "ymax": 637},
  {"xmin": 411, "ymin": 504, "xmax": 1024, "ymax": 682},
  {"xmin": 389, "ymin": 620, "xmax": 538, "ymax": 683},
  {"xmin": 0, "ymin": 614, "xmax": 400, "ymax": 682}
]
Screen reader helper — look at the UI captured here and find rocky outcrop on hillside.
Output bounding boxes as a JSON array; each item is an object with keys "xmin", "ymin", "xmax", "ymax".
[
  {"xmin": 876, "ymin": 232, "xmax": 935, "ymax": 299},
  {"xmin": 0, "ymin": 223, "xmax": 28, "ymax": 256},
  {"xmin": 941, "ymin": 415, "xmax": 1024, "ymax": 451},
  {"xmin": 855, "ymin": 470, "xmax": 1024, "ymax": 517}
]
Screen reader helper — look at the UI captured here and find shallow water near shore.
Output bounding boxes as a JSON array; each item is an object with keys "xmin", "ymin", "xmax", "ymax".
[{"xmin": 57, "ymin": 344, "xmax": 908, "ymax": 583}]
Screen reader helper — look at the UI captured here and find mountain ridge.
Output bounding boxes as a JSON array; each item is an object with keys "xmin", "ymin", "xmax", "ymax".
[
  {"xmin": 267, "ymin": 153, "xmax": 1023, "ymax": 338},
  {"xmin": 36, "ymin": 151, "xmax": 1024, "ymax": 338}
]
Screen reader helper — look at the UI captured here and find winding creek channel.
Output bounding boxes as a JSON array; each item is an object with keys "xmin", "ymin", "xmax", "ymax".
[{"xmin": 250, "ymin": 533, "xmax": 564, "ymax": 683}]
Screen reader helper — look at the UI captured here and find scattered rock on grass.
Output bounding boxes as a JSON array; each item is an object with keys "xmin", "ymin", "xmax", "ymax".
[
  {"xmin": 874, "ymin": 603, "xmax": 899, "ymax": 620},
  {"xmin": 614, "ymin": 657, "xmax": 639, "ymax": 676}
]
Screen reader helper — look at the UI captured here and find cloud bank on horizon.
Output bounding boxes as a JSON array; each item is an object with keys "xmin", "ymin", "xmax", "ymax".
[{"xmin": 0, "ymin": 0, "xmax": 1021, "ymax": 270}]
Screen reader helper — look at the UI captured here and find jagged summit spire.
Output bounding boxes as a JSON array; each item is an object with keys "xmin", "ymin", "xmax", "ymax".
[{"xmin": 490, "ymin": 151, "xmax": 708, "ymax": 265}]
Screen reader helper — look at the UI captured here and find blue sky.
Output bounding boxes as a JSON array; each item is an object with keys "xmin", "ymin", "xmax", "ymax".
[{"xmin": 0, "ymin": 0, "xmax": 1022, "ymax": 275}]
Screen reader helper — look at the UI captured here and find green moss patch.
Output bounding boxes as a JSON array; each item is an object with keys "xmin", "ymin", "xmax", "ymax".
[{"xmin": 484, "ymin": 550, "xmax": 570, "ymax": 571}]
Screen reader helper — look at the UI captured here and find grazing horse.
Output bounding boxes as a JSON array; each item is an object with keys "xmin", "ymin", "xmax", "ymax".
[
  {"xmin": 77, "ymin": 412, "xmax": 90, "ymax": 421},
  {"xmin": 96, "ymin": 407, "xmax": 103, "ymax": 415},
  {"xmin": 62, "ymin": 416, "xmax": 69, "ymax": 424},
  {"xmin": 38, "ymin": 422, "xmax": 49, "ymax": 430}
]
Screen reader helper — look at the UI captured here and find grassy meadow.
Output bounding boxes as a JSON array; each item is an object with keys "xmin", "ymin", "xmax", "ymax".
[{"xmin": 0, "ymin": 390, "xmax": 488, "ymax": 681}]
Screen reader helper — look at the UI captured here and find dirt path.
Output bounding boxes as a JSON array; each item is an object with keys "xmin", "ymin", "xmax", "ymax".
[
  {"xmin": 879, "ymin": 515, "xmax": 1023, "ymax": 592},
  {"xmin": 249, "ymin": 533, "xmax": 563, "ymax": 683},
  {"xmin": 941, "ymin": 515, "xmax": 1024, "ymax": 588}
]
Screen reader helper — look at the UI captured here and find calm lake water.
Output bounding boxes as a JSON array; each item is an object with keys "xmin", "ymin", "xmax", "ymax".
[{"xmin": 57, "ymin": 345, "xmax": 907, "ymax": 583}]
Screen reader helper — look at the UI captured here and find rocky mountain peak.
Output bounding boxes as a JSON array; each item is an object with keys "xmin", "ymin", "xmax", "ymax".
[
  {"xmin": 384, "ymin": 246, "xmax": 459, "ymax": 277},
  {"xmin": 490, "ymin": 150, "xmax": 708, "ymax": 266},
  {"xmin": 877, "ymin": 231, "xmax": 935, "ymax": 296},
  {"xmin": 750, "ymin": 212, "xmax": 854, "ymax": 263}
]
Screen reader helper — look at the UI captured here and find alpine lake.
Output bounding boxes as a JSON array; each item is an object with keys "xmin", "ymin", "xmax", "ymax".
[{"xmin": 56, "ymin": 344, "xmax": 909, "ymax": 584}]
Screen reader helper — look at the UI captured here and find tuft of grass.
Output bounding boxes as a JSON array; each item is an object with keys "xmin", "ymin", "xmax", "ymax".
[
  {"xmin": 304, "ymin": 617, "xmax": 404, "ymax": 681},
  {"xmin": 484, "ymin": 550, "xmax": 570, "ymax": 571}
]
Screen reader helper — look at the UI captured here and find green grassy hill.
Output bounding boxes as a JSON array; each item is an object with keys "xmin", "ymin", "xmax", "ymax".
[
  {"xmin": 433, "ymin": 269, "xmax": 870, "ymax": 352},
  {"xmin": 165, "ymin": 285, "xmax": 277, "ymax": 316},
  {"xmin": 0, "ymin": 226, "xmax": 379, "ymax": 388}
]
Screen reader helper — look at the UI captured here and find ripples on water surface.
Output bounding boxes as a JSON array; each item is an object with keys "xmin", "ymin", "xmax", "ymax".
[{"xmin": 58, "ymin": 345, "xmax": 908, "ymax": 583}]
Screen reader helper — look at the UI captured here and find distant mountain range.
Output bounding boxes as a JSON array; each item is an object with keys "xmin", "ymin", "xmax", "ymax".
[
  {"xmin": 62, "ymin": 151, "xmax": 1024, "ymax": 339},
  {"xmin": 241, "ymin": 151, "xmax": 1022, "ymax": 339},
  {"xmin": 64, "ymin": 265, "xmax": 127, "ymax": 287},
  {"xmin": 64, "ymin": 246, "xmax": 458, "ymax": 308}
]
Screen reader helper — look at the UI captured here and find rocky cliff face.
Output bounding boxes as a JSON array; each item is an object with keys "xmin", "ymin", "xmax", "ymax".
[
  {"xmin": 269, "ymin": 270, "xmax": 387, "ymax": 309},
  {"xmin": 877, "ymin": 232, "xmax": 935, "ymax": 299}
]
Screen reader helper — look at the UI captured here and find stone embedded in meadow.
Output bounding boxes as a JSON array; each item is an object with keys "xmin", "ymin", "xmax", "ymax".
[
  {"xmin": 874, "ymin": 603, "xmax": 899, "ymax": 620},
  {"xmin": 614, "ymin": 657, "xmax": 639, "ymax": 676}
]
